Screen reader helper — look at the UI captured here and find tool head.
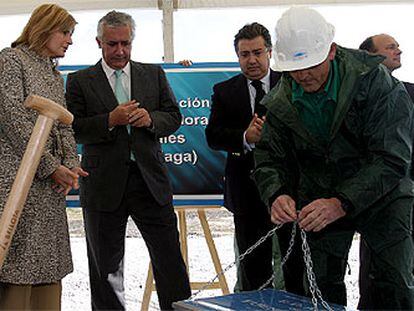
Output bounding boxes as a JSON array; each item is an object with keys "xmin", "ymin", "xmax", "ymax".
[{"xmin": 24, "ymin": 94, "xmax": 73, "ymax": 124}]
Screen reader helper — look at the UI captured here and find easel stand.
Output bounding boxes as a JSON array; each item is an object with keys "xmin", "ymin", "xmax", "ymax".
[{"xmin": 141, "ymin": 205, "xmax": 230, "ymax": 310}]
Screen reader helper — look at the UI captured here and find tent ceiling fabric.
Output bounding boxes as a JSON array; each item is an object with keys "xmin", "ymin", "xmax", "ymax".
[
  {"xmin": 0, "ymin": 1, "xmax": 156, "ymax": 15},
  {"xmin": 0, "ymin": 0, "xmax": 410, "ymax": 15},
  {"xmin": 176, "ymin": 0, "xmax": 410, "ymax": 8},
  {"xmin": 2, "ymin": 0, "xmax": 410, "ymax": 63}
]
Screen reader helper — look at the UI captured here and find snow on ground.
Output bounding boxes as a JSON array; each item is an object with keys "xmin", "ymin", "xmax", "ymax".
[
  {"xmin": 63, "ymin": 236, "xmax": 238, "ymax": 310},
  {"xmin": 62, "ymin": 211, "xmax": 360, "ymax": 310}
]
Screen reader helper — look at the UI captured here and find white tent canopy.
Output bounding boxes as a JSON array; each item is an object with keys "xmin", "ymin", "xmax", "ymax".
[
  {"xmin": 0, "ymin": 0, "xmax": 411, "ymax": 61},
  {"xmin": 0, "ymin": 0, "xmax": 410, "ymax": 14}
]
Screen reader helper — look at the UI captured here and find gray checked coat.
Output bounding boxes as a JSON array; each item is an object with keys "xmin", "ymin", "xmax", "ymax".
[{"xmin": 0, "ymin": 45, "xmax": 79, "ymax": 284}]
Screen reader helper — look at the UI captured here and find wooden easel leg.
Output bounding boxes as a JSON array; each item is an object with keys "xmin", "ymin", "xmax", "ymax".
[
  {"xmin": 178, "ymin": 210, "xmax": 189, "ymax": 271},
  {"xmin": 141, "ymin": 263, "xmax": 154, "ymax": 311},
  {"xmin": 197, "ymin": 210, "xmax": 230, "ymax": 294},
  {"xmin": 141, "ymin": 206, "xmax": 229, "ymax": 308}
]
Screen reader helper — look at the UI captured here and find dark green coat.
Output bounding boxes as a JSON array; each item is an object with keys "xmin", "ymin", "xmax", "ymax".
[{"xmin": 254, "ymin": 46, "xmax": 414, "ymax": 252}]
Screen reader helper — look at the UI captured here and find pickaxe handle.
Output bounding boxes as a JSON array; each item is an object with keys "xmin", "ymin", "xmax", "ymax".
[{"xmin": 0, "ymin": 95, "xmax": 73, "ymax": 268}]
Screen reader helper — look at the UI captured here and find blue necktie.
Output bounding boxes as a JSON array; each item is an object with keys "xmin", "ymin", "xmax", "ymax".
[
  {"xmin": 114, "ymin": 70, "xmax": 128, "ymax": 104},
  {"xmin": 114, "ymin": 70, "xmax": 135, "ymax": 160}
]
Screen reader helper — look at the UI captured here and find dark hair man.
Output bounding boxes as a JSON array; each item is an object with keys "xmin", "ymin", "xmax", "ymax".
[
  {"xmin": 206, "ymin": 22, "xmax": 305, "ymax": 294},
  {"xmin": 254, "ymin": 7, "xmax": 414, "ymax": 309},
  {"xmin": 360, "ymin": 34, "xmax": 401, "ymax": 71},
  {"xmin": 358, "ymin": 33, "xmax": 414, "ymax": 310},
  {"xmin": 65, "ymin": 11, "xmax": 190, "ymax": 310},
  {"xmin": 359, "ymin": 33, "xmax": 414, "ymax": 100}
]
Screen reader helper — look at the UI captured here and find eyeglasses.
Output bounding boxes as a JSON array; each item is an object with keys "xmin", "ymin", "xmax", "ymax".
[{"xmin": 238, "ymin": 48, "xmax": 269, "ymax": 59}]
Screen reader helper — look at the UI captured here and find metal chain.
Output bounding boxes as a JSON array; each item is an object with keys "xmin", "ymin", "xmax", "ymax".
[
  {"xmin": 189, "ymin": 224, "xmax": 282, "ymax": 300},
  {"xmin": 281, "ymin": 222, "xmax": 297, "ymax": 267},
  {"xmin": 189, "ymin": 221, "xmax": 334, "ymax": 311},
  {"xmin": 300, "ymin": 227, "xmax": 333, "ymax": 311},
  {"xmin": 258, "ymin": 223, "xmax": 297, "ymax": 291},
  {"xmin": 261, "ymin": 224, "xmax": 333, "ymax": 310}
]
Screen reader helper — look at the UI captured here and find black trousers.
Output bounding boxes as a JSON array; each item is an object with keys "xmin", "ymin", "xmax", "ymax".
[
  {"xmin": 358, "ymin": 236, "xmax": 414, "ymax": 310},
  {"xmin": 232, "ymin": 181, "xmax": 275, "ymax": 292},
  {"xmin": 359, "ymin": 206, "xmax": 414, "ymax": 310},
  {"xmin": 83, "ymin": 163, "xmax": 191, "ymax": 310},
  {"xmin": 234, "ymin": 214, "xmax": 274, "ymax": 291},
  {"xmin": 358, "ymin": 238, "xmax": 373, "ymax": 309},
  {"xmin": 276, "ymin": 223, "xmax": 306, "ymax": 296}
]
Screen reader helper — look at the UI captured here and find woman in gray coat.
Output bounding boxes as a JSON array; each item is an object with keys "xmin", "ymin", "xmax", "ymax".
[{"xmin": 0, "ymin": 4, "xmax": 87, "ymax": 309}]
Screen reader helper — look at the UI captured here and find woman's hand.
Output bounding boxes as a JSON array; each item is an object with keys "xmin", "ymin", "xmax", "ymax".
[
  {"xmin": 51, "ymin": 165, "xmax": 88, "ymax": 195},
  {"xmin": 70, "ymin": 167, "xmax": 89, "ymax": 189}
]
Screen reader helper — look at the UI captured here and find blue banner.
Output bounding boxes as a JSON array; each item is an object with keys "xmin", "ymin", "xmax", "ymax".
[{"xmin": 60, "ymin": 63, "xmax": 240, "ymax": 205}]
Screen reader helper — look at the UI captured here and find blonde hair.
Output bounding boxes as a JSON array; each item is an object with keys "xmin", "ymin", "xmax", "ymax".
[{"xmin": 12, "ymin": 3, "xmax": 76, "ymax": 54}]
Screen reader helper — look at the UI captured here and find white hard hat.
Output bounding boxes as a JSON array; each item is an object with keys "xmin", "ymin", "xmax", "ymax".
[{"xmin": 273, "ymin": 6, "xmax": 335, "ymax": 71}]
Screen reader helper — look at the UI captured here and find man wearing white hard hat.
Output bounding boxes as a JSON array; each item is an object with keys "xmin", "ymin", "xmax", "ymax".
[{"xmin": 253, "ymin": 6, "xmax": 414, "ymax": 309}]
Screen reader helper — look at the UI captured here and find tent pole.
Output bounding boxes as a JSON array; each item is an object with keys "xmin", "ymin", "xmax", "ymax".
[{"xmin": 160, "ymin": 0, "xmax": 175, "ymax": 63}]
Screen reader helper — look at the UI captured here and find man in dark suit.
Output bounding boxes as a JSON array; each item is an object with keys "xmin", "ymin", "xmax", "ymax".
[
  {"xmin": 359, "ymin": 34, "xmax": 414, "ymax": 97},
  {"xmin": 358, "ymin": 33, "xmax": 414, "ymax": 310},
  {"xmin": 205, "ymin": 23, "xmax": 304, "ymax": 293},
  {"xmin": 65, "ymin": 11, "xmax": 190, "ymax": 310}
]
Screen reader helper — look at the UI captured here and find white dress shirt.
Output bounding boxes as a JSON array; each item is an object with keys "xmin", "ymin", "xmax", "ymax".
[{"xmin": 101, "ymin": 58, "xmax": 131, "ymax": 101}]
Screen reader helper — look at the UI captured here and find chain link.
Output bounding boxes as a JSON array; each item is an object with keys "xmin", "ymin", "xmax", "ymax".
[
  {"xmin": 258, "ymin": 223, "xmax": 297, "ymax": 291},
  {"xmin": 300, "ymin": 227, "xmax": 333, "ymax": 311},
  {"xmin": 281, "ymin": 223, "xmax": 297, "ymax": 267},
  {"xmin": 189, "ymin": 224, "xmax": 282, "ymax": 300},
  {"xmin": 190, "ymin": 221, "xmax": 334, "ymax": 311}
]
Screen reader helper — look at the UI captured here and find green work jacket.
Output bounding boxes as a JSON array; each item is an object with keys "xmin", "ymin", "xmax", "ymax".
[{"xmin": 254, "ymin": 46, "xmax": 414, "ymax": 250}]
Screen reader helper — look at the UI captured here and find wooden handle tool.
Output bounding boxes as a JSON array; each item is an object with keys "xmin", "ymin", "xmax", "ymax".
[{"xmin": 0, "ymin": 95, "xmax": 73, "ymax": 268}]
